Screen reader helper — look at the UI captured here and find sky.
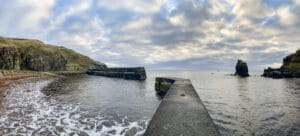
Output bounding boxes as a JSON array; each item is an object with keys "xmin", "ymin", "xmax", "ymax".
[{"xmin": 0, "ymin": 0, "xmax": 299, "ymax": 70}]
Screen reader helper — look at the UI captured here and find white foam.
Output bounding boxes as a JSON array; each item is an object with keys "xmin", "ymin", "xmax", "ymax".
[{"xmin": 0, "ymin": 79, "xmax": 148, "ymax": 136}]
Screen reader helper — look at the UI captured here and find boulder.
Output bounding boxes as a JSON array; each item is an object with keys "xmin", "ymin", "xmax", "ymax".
[
  {"xmin": 235, "ymin": 59, "xmax": 250, "ymax": 77},
  {"xmin": 125, "ymin": 127, "xmax": 138, "ymax": 136},
  {"xmin": 263, "ymin": 67, "xmax": 280, "ymax": 78}
]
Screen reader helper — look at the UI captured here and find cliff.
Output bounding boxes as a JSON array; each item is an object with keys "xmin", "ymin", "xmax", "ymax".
[
  {"xmin": 263, "ymin": 50, "xmax": 300, "ymax": 78},
  {"xmin": 282, "ymin": 50, "xmax": 300, "ymax": 72},
  {"xmin": 0, "ymin": 37, "xmax": 106, "ymax": 72}
]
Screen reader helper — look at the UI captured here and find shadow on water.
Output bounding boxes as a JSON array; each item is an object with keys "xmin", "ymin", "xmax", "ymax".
[{"xmin": 235, "ymin": 77, "xmax": 256, "ymax": 135}]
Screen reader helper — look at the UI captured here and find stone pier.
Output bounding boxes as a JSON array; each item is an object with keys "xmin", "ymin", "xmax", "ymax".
[
  {"xmin": 86, "ymin": 67, "xmax": 146, "ymax": 80},
  {"xmin": 144, "ymin": 77, "xmax": 220, "ymax": 136}
]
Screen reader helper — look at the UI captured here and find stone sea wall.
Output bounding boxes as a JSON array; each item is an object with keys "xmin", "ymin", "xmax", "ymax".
[{"xmin": 87, "ymin": 67, "xmax": 147, "ymax": 80}]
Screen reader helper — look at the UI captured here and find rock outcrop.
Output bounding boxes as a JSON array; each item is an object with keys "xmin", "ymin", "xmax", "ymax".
[
  {"xmin": 235, "ymin": 59, "xmax": 250, "ymax": 77},
  {"xmin": 0, "ymin": 46, "xmax": 20, "ymax": 69},
  {"xmin": 282, "ymin": 50, "xmax": 300, "ymax": 72},
  {"xmin": 263, "ymin": 50, "xmax": 300, "ymax": 78},
  {"xmin": 0, "ymin": 37, "xmax": 106, "ymax": 72}
]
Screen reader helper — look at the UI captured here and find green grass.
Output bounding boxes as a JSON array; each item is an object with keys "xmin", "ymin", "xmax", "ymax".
[
  {"xmin": 283, "ymin": 63, "xmax": 300, "ymax": 72},
  {"xmin": 0, "ymin": 36, "xmax": 103, "ymax": 71},
  {"xmin": 282, "ymin": 50, "xmax": 300, "ymax": 72}
]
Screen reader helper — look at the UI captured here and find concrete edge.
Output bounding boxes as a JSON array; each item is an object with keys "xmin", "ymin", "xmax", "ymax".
[{"xmin": 144, "ymin": 77, "xmax": 220, "ymax": 136}]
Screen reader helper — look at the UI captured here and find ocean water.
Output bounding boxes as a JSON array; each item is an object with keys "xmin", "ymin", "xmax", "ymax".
[{"xmin": 0, "ymin": 70, "xmax": 299, "ymax": 136}]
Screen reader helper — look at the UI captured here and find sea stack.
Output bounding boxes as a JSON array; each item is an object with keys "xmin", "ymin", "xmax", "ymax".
[
  {"xmin": 235, "ymin": 59, "xmax": 250, "ymax": 77},
  {"xmin": 263, "ymin": 49, "xmax": 300, "ymax": 78}
]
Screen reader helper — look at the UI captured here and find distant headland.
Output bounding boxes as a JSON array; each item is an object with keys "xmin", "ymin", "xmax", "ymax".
[
  {"xmin": 0, "ymin": 36, "xmax": 146, "ymax": 80},
  {"xmin": 0, "ymin": 36, "xmax": 106, "ymax": 72},
  {"xmin": 263, "ymin": 50, "xmax": 300, "ymax": 78}
]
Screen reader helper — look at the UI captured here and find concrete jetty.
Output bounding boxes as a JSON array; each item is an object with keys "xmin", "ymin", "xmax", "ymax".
[{"xmin": 144, "ymin": 77, "xmax": 220, "ymax": 136}]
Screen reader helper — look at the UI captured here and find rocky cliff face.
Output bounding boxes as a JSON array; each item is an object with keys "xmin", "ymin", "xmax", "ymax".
[
  {"xmin": 0, "ymin": 46, "xmax": 20, "ymax": 69},
  {"xmin": 17, "ymin": 46, "xmax": 67, "ymax": 71},
  {"xmin": 282, "ymin": 50, "xmax": 300, "ymax": 72},
  {"xmin": 263, "ymin": 50, "xmax": 300, "ymax": 78},
  {"xmin": 0, "ymin": 37, "xmax": 105, "ymax": 71}
]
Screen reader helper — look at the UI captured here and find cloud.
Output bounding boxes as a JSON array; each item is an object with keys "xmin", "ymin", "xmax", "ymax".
[
  {"xmin": 166, "ymin": 0, "xmax": 209, "ymax": 27},
  {"xmin": 231, "ymin": 0, "xmax": 273, "ymax": 20},
  {"xmin": 0, "ymin": 0, "xmax": 299, "ymax": 70},
  {"xmin": 96, "ymin": 0, "xmax": 165, "ymax": 14},
  {"xmin": 0, "ymin": 0, "xmax": 55, "ymax": 37},
  {"xmin": 121, "ymin": 17, "xmax": 151, "ymax": 31},
  {"xmin": 276, "ymin": 6, "xmax": 297, "ymax": 26},
  {"xmin": 294, "ymin": 0, "xmax": 300, "ymax": 5},
  {"xmin": 48, "ymin": 0, "xmax": 92, "ymax": 28},
  {"xmin": 47, "ymin": 16, "xmax": 109, "ymax": 51}
]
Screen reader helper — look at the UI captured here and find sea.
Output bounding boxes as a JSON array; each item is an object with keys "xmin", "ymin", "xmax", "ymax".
[{"xmin": 0, "ymin": 70, "xmax": 299, "ymax": 136}]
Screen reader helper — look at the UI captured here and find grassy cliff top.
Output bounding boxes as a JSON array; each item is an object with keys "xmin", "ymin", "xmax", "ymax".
[
  {"xmin": 282, "ymin": 50, "xmax": 300, "ymax": 72},
  {"xmin": 0, "ymin": 36, "xmax": 106, "ymax": 71}
]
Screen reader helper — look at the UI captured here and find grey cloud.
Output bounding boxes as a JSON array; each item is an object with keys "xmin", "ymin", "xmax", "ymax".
[
  {"xmin": 150, "ymin": 30, "xmax": 204, "ymax": 46},
  {"xmin": 168, "ymin": 0, "xmax": 209, "ymax": 27},
  {"xmin": 113, "ymin": 0, "xmax": 210, "ymax": 47},
  {"xmin": 0, "ymin": 0, "xmax": 299, "ymax": 70},
  {"xmin": 145, "ymin": 51, "xmax": 247, "ymax": 70}
]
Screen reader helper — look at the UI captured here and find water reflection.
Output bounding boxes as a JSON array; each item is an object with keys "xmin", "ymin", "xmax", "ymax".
[{"xmin": 150, "ymin": 71, "xmax": 300, "ymax": 136}]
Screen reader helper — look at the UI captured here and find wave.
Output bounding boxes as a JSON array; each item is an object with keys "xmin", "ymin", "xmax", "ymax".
[{"xmin": 0, "ymin": 78, "xmax": 148, "ymax": 136}]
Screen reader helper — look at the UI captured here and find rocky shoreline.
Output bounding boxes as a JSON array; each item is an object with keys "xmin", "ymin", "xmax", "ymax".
[
  {"xmin": 262, "ymin": 50, "xmax": 300, "ymax": 78},
  {"xmin": 262, "ymin": 67, "xmax": 300, "ymax": 78},
  {"xmin": 0, "ymin": 70, "xmax": 74, "ymax": 114},
  {"xmin": 0, "ymin": 71, "xmax": 46, "ymax": 114}
]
